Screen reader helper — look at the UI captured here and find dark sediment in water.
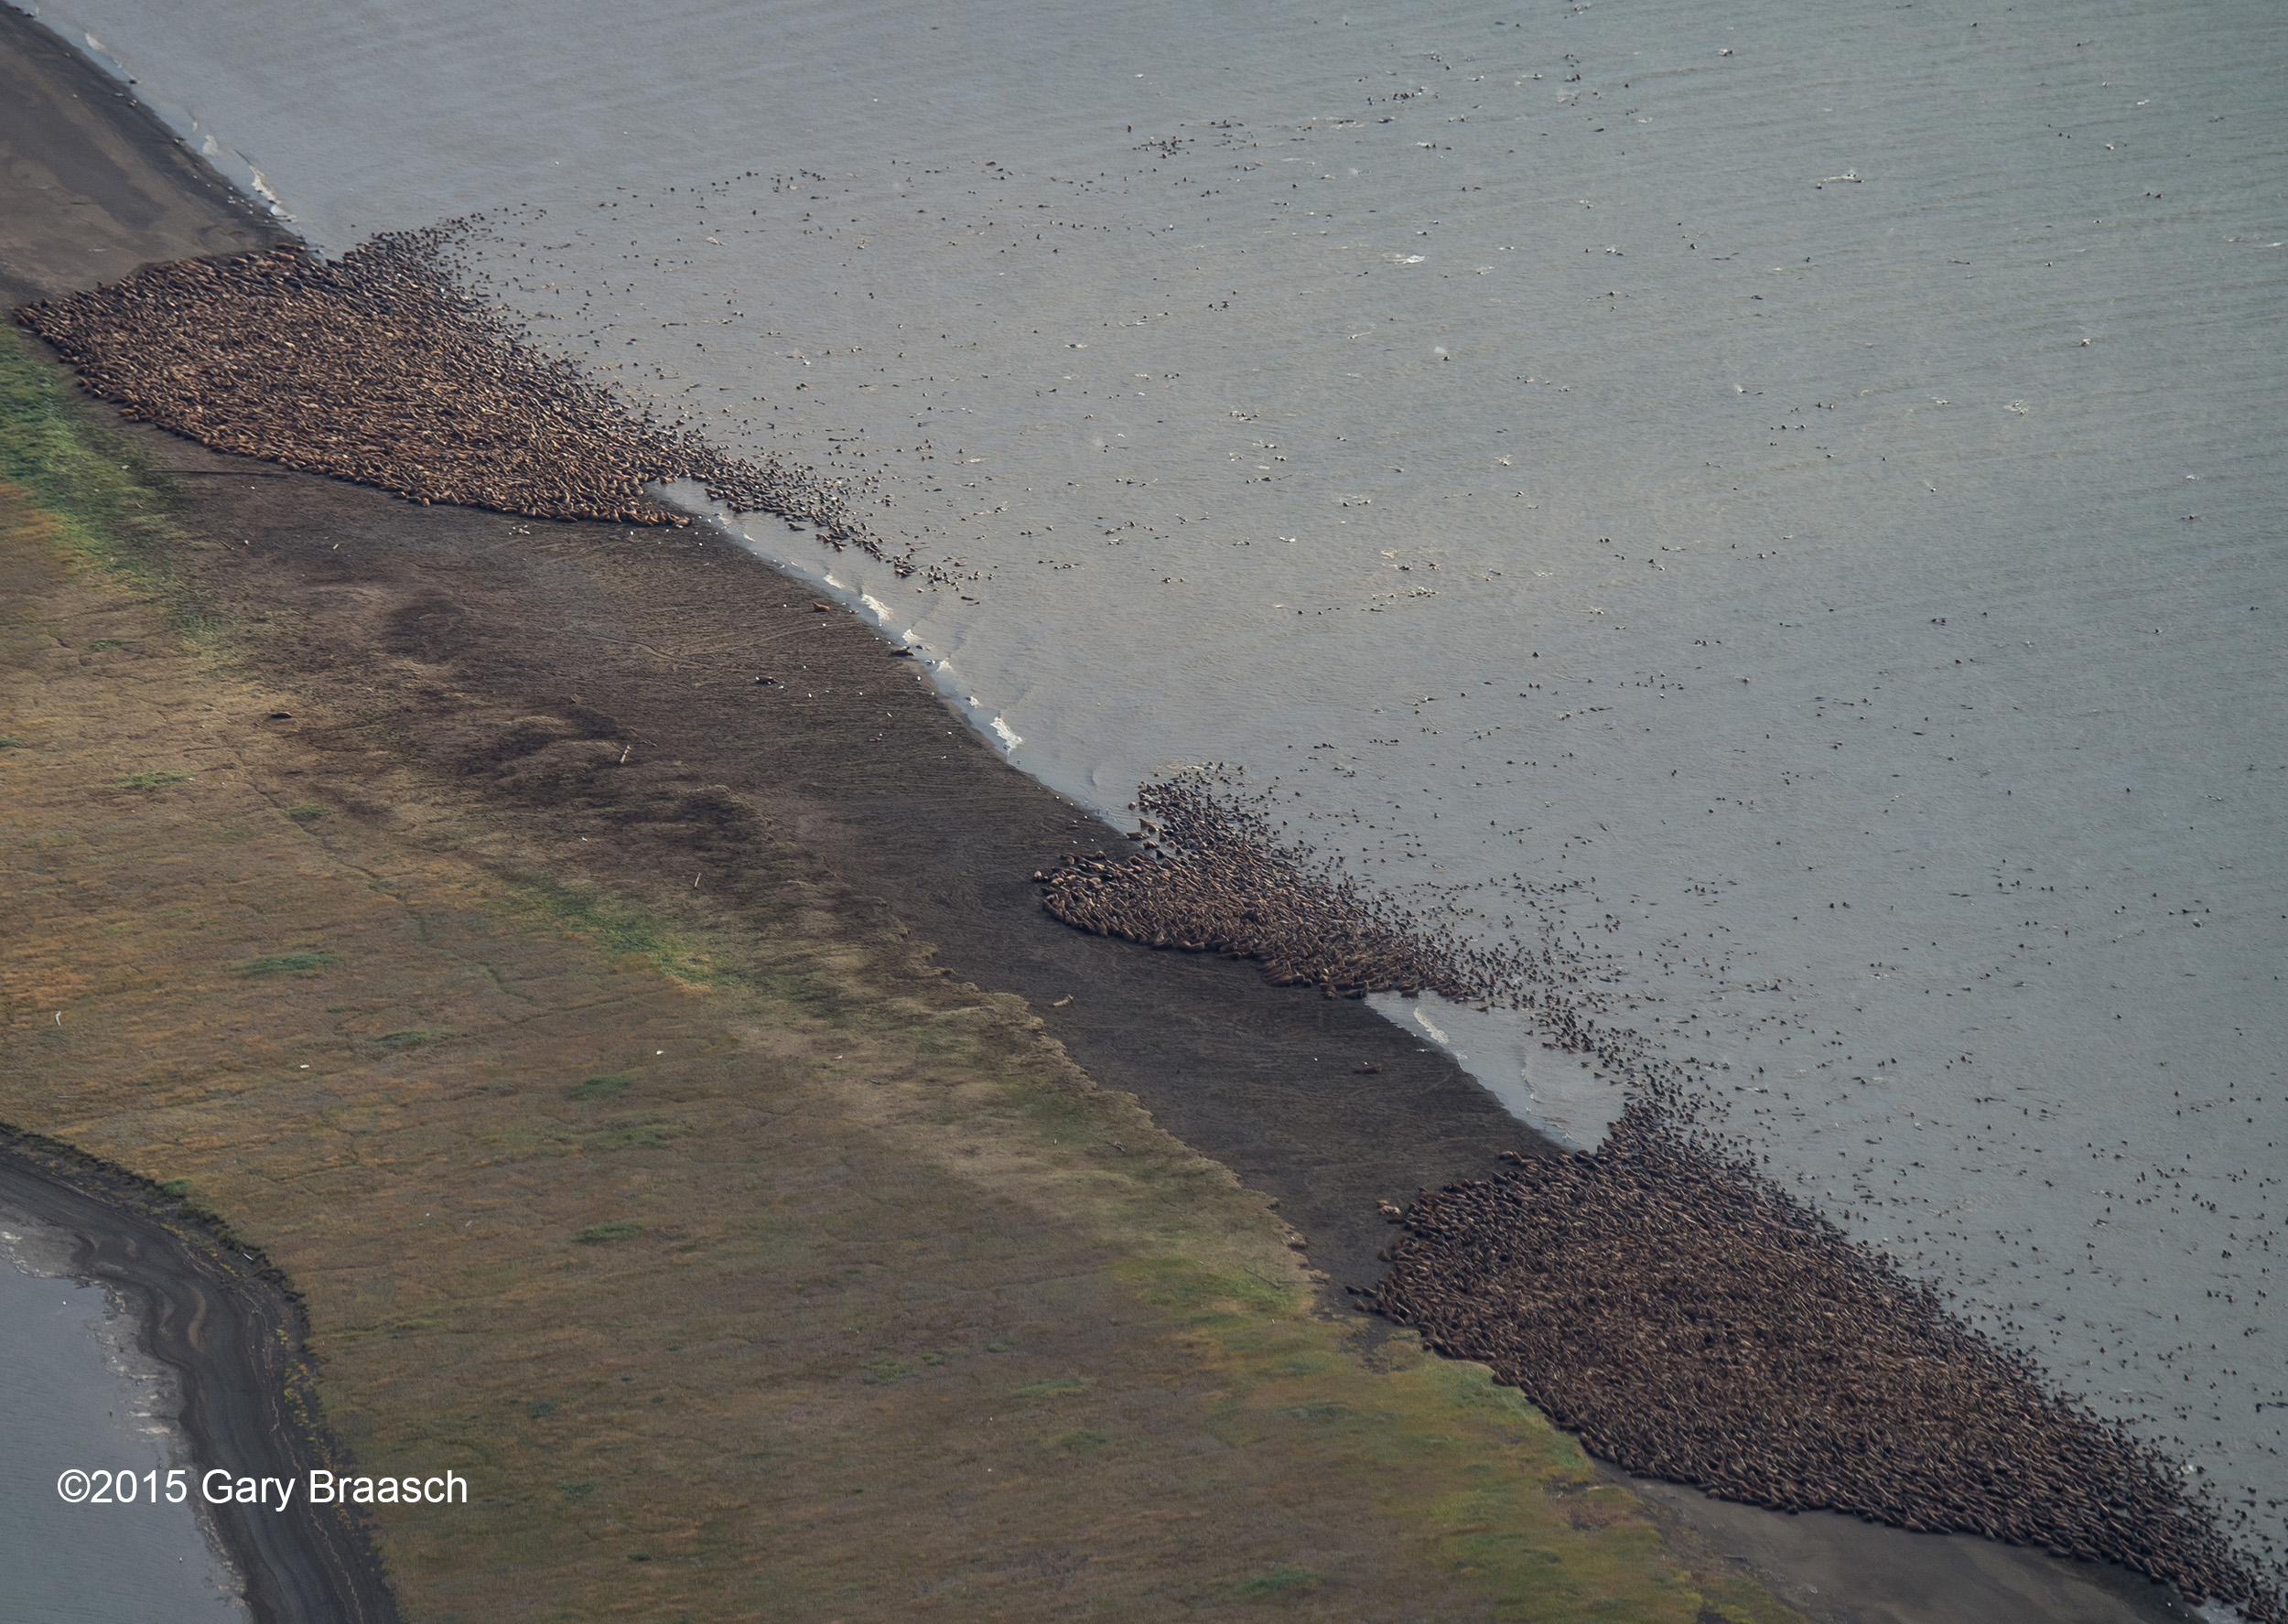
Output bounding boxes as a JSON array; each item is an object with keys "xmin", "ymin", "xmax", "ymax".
[{"xmin": 15, "ymin": 232, "xmax": 889, "ymax": 557}]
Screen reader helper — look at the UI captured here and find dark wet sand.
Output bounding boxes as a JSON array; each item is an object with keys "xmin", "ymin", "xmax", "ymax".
[
  {"xmin": 0, "ymin": 8, "xmax": 282, "ymax": 310},
  {"xmin": 0, "ymin": 8, "xmax": 2202, "ymax": 1620}
]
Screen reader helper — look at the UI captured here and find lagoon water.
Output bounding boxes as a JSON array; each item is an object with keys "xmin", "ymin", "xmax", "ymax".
[
  {"xmin": 0, "ymin": 1213, "xmax": 245, "ymax": 1620},
  {"xmin": 26, "ymin": 0, "xmax": 2288, "ymax": 1587}
]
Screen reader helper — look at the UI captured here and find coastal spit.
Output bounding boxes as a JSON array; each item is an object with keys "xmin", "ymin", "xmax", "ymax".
[{"xmin": 16, "ymin": 230, "xmax": 2277, "ymax": 1622}]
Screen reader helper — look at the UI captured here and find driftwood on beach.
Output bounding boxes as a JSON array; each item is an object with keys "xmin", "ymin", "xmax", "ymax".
[{"xmin": 16, "ymin": 232, "xmax": 885, "ymax": 554}]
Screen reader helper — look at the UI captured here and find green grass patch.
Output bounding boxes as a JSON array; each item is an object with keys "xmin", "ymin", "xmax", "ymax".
[
  {"xmin": 114, "ymin": 770, "xmax": 192, "ymax": 790},
  {"xmin": 0, "ymin": 328, "xmax": 221, "ymax": 640},
  {"xmin": 1010, "ymin": 1377, "xmax": 1091, "ymax": 1401},
  {"xmin": 525, "ymin": 1399, "xmax": 559, "ymax": 1419},
  {"xmin": 1049, "ymin": 1428, "xmax": 1108, "ymax": 1453},
  {"xmin": 374, "ymin": 1029, "xmax": 439, "ymax": 1049},
  {"xmin": 284, "ymin": 804, "xmax": 329, "ymax": 823},
  {"xmin": 573, "ymin": 1221, "xmax": 642, "ymax": 1245},
  {"xmin": 0, "ymin": 736, "xmax": 24, "ymax": 748},
  {"xmin": 1236, "ymin": 1565, "xmax": 1325, "ymax": 1599},
  {"xmin": 588, "ymin": 1117, "xmax": 687, "ymax": 1151},
  {"xmin": 860, "ymin": 1358, "xmax": 911, "ymax": 1385},
  {"xmin": 514, "ymin": 877, "xmax": 729, "ymax": 987},
  {"xmin": 153, "ymin": 1177, "xmax": 221, "ymax": 1223},
  {"xmin": 569, "ymin": 1072, "xmax": 632, "ymax": 1101},
  {"xmin": 234, "ymin": 950, "xmax": 339, "ymax": 976}
]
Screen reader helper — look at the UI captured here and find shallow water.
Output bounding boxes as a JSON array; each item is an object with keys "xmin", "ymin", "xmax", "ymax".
[
  {"xmin": 0, "ymin": 1210, "xmax": 245, "ymax": 1620},
  {"xmin": 28, "ymin": 0, "xmax": 2287, "ymax": 1585}
]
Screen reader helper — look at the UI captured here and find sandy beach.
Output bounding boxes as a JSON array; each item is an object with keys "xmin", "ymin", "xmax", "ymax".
[{"xmin": 0, "ymin": 7, "xmax": 2234, "ymax": 1619}]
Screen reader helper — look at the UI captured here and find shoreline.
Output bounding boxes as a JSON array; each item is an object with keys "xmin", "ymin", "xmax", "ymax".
[
  {"xmin": 0, "ymin": 4, "xmax": 284, "ymax": 311},
  {"xmin": 0, "ymin": 8, "xmax": 2223, "ymax": 1620},
  {"xmin": 0, "ymin": 1190, "xmax": 247, "ymax": 1618},
  {"xmin": 0, "ymin": 1129, "xmax": 398, "ymax": 1623}
]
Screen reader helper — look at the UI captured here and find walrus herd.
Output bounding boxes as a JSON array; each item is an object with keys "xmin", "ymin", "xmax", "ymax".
[
  {"xmin": 1365, "ymin": 1110, "xmax": 2282, "ymax": 1622},
  {"xmin": 1037, "ymin": 770, "xmax": 1528, "ymax": 1004},
  {"xmin": 16, "ymin": 231, "xmax": 885, "ymax": 558},
  {"xmin": 1041, "ymin": 774, "xmax": 2283, "ymax": 1622},
  {"xmin": 1040, "ymin": 772, "xmax": 1719, "ymax": 1101},
  {"xmin": 12, "ymin": 231, "xmax": 2274, "ymax": 1619}
]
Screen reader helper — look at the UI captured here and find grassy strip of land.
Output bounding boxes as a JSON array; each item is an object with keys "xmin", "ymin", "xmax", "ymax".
[{"xmin": 0, "ymin": 325, "xmax": 1797, "ymax": 1621}]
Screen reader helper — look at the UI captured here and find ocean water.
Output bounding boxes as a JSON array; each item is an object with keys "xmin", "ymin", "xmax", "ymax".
[
  {"xmin": 0, "ymin": 1210, "xmax": 246, "ymax": 1620},
  {"xmin": 26, "ymin": 0, "xmax": 2287, "ymax": 1586}
]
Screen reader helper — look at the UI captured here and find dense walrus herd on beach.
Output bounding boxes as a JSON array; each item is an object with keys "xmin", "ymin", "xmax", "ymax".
[
  {"xmin": 16, "ymin": 231, "xmax": 2278, "ymax": 1618},
  {"xmin": 1041, "ymin": 772, "xmax": 2283, "ymax": 1622},
  {"xmin": 16, "ymin": 231, "xmax": 886, "ymax": 557},
  {"xmin": 1040, "ymin": 772, "xmax": 1711, "ymax": 1093},
  {"xmin": 1037, "ymin": 772, "xmax": 1530, "ymax": 1004},
  {"xmin": 1364, "ymin": 1111, "xmax": 2283, "ymax": 1623}
]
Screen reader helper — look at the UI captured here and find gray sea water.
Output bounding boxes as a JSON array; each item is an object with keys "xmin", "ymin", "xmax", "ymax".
[
  {"xmin": 26, "ymin": 0, "xmax": 2287, "ymax": 1588},
  {"xmin": 0, "ymin": 1210, "xmax": 245, "ymax": 1620}
]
